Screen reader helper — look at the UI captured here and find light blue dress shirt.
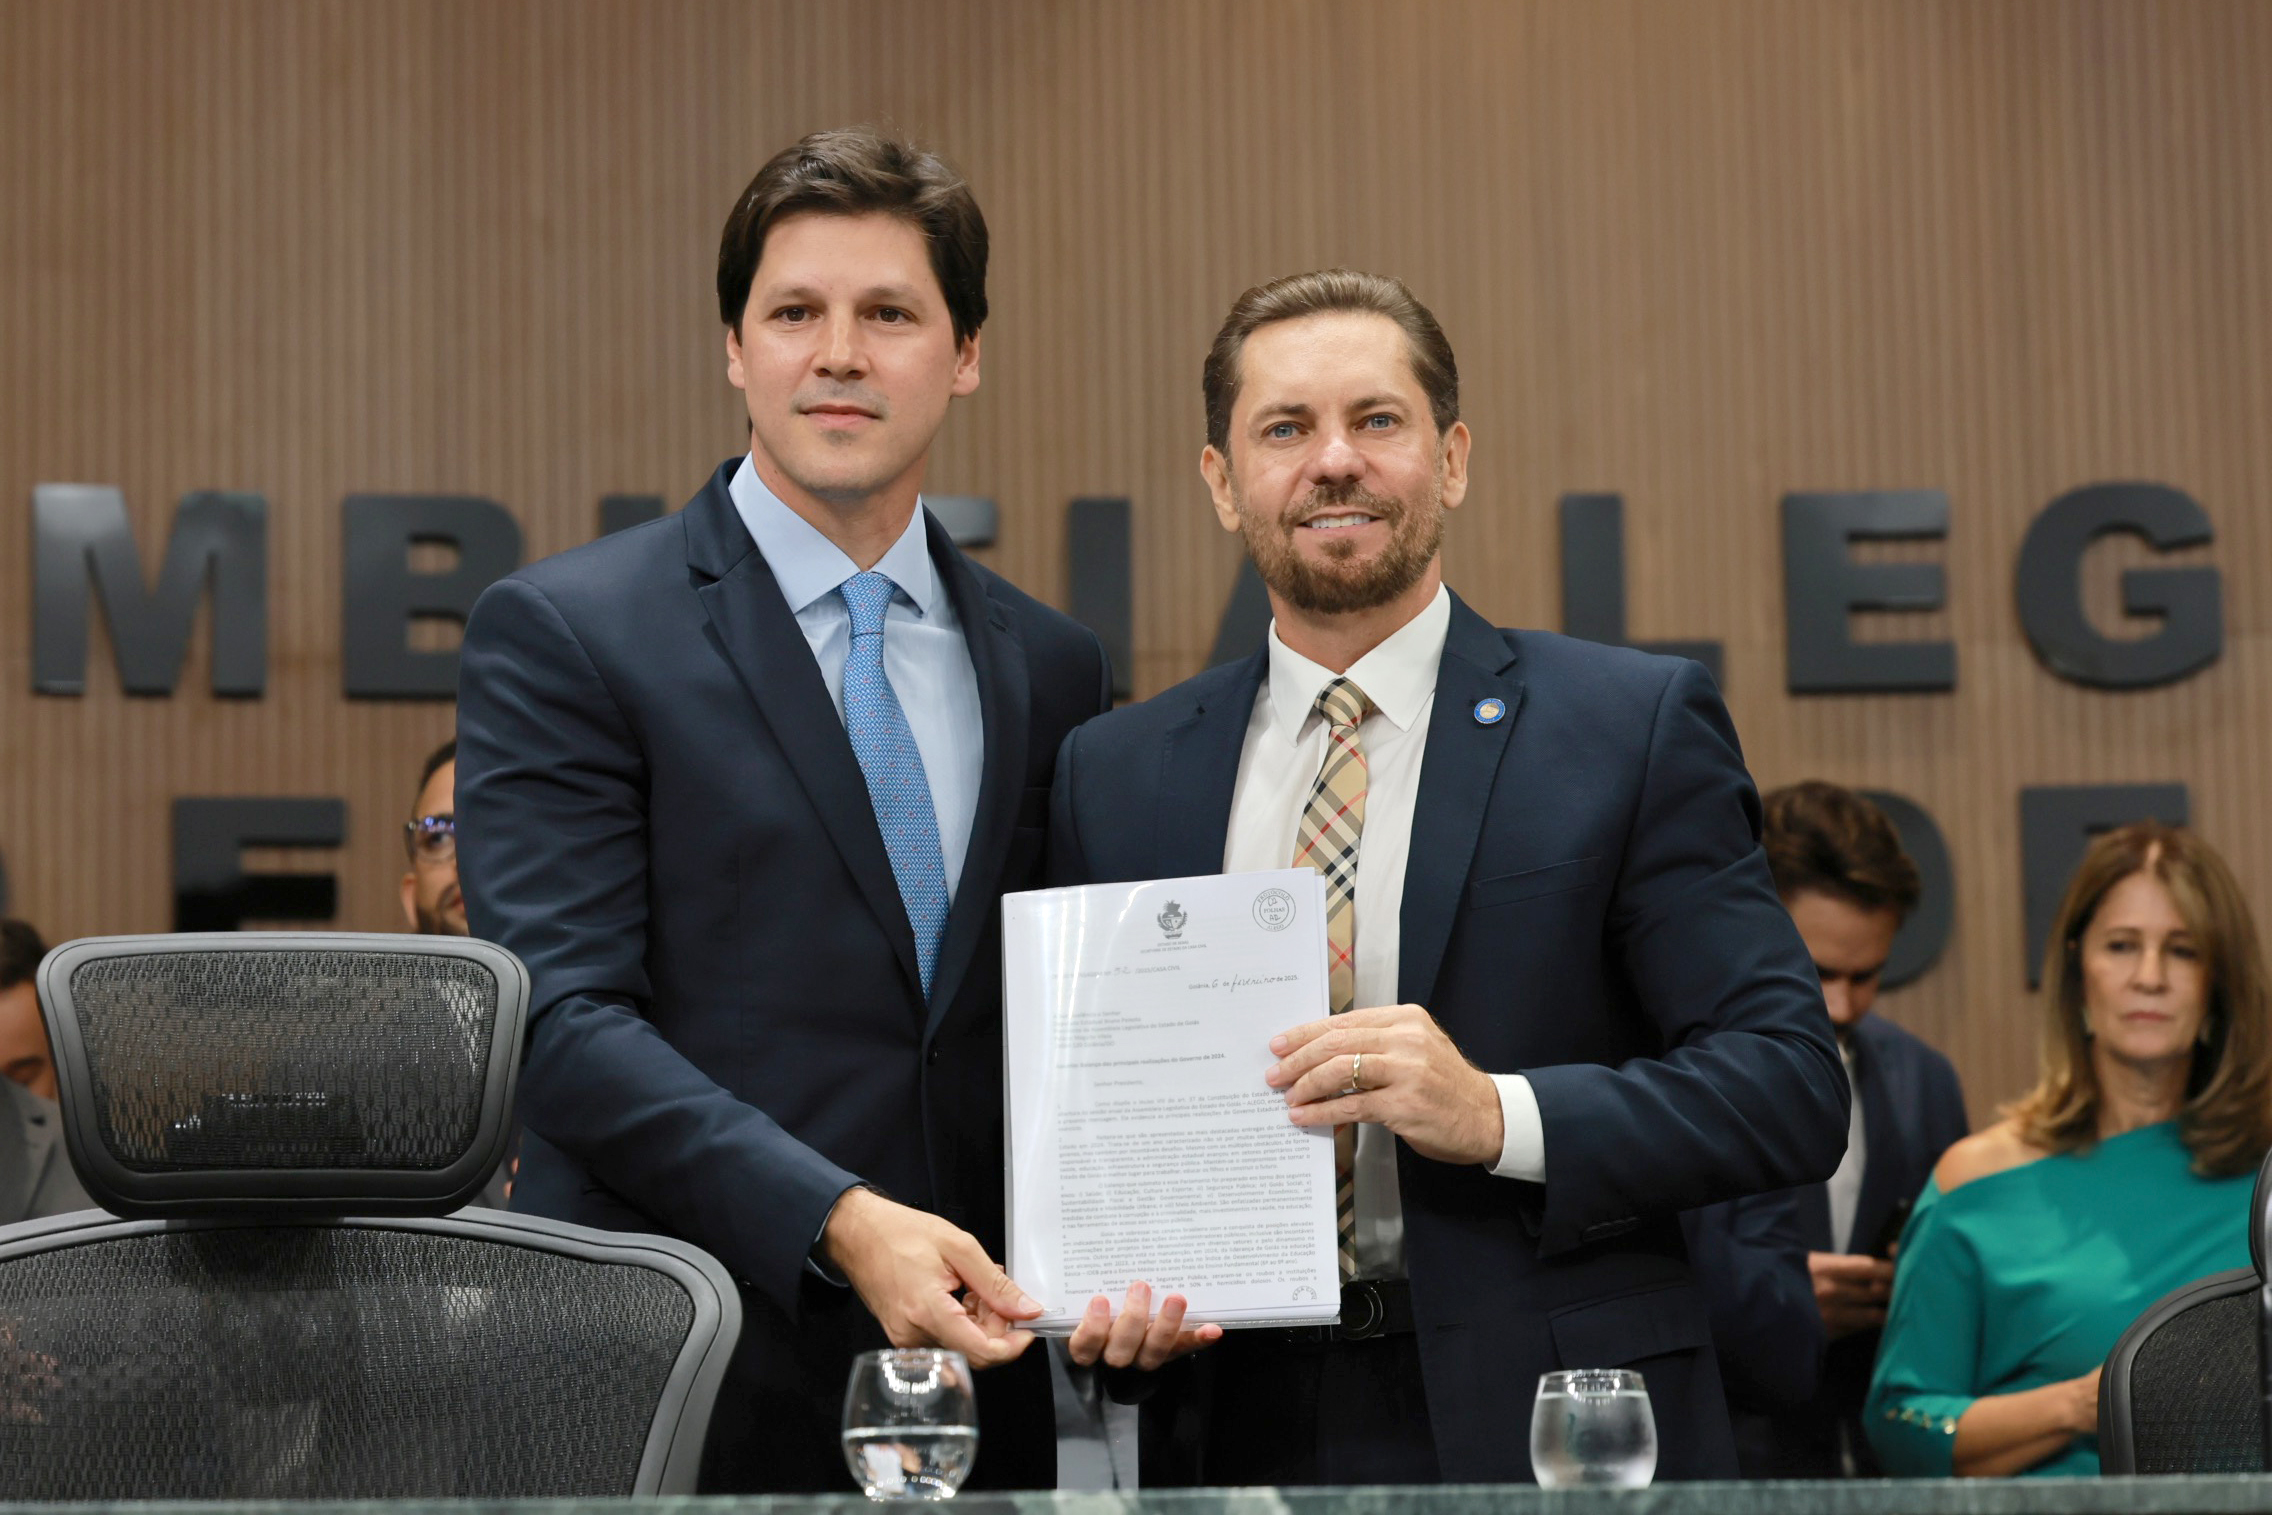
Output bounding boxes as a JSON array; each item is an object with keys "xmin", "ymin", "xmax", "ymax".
[{"xmin": 727, "ymin": 455, "xmax": 984, "ymax": 902}]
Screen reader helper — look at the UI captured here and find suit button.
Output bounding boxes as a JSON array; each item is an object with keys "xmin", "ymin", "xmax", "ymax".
[{"xmin": 926, "ymin": 1047, "xmax": 941, "ymax": 1066}]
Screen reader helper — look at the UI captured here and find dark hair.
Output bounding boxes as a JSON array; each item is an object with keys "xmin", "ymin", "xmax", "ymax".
[
  {"xmin": 415, "ymin": 739, "xmax": 456, "ymax": 811},
  {"xmin": 2011, "ymin": 822, "xmax": 2272, "ymax": 1177},
  {"xmin": 1202, "ymin": 268, "xmax": 1459, "ymax": 455},
  {"xmin": 717, "ymin": 129, "xmax": 988, "ymax": 345},
  {"xmin": 1762, "ymin": 781, "xmax": 1922, "ymax": 921},
  {"xmin": 0, "ymin": 919, "xmax": 47, "ymax": 993}
]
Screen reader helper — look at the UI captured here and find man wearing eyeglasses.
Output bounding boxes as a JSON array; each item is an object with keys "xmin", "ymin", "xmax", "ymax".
[
  {"xmin": 399, "ymin": 740, "xmax": 467, "ymax": 938},
  {"xmin": 400, "ymin": 736, "xmax": 516, "ymax": 1208}
]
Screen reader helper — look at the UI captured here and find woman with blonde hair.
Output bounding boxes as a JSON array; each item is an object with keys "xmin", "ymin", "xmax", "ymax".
[{"xmin": 1866, "ymin": 822, "xmax": 2272, "ymax": 1476}]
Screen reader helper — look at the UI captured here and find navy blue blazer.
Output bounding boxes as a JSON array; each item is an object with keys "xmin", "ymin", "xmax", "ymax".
[
  {"xmin": 1049, "ymin": 594, "xmax": 1848, "ymax": 1483},
  {"xmin": 1724, "ymin": 1014, "xmax": 1968, "ymax": 1477},
  {"xmin": 455, "ymin": 461, "xmax": 1112, "ymax": 1492},
  {"xmin": 1682, "ymin": 1184, "xmax": 1824, "ymax": 1416}
]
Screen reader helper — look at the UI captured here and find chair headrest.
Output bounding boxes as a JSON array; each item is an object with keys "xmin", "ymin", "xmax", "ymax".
[{"xmin": 37, "ymin": 933, "xmax": 526, "ymax": 1218}]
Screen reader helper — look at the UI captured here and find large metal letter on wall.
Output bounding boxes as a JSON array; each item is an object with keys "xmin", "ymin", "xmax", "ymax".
[
  {"xmin": 341, "ymin": 495, "xmax": 523, "ymax": 698},
  {"xmin": 1782, "ymin": 491, "xmax": 1956, "ymax": 694},
  {"xmin": 1066, "ymin": 497, "xmax": 1134, "ymax": 701},
  {"xmin": 172, "ymin": 797, "xmax": 346, "ymax": 932},
  {"xmin": 1208, "ymin": 561, "xmax": 1273, "ymax": 670},
  {"xmin": 597, "ymin": 494, "xmax": 666, "ymax": 537},
  {"xmin": 33, "ymin": 485, "xmax": 268, "ymax": 696},
  {"xmin": 1559, "ymin": 494, "xmax": 1725, "ymax": 685},
  {"xmin": 1860, "ymin": 790, "xmax": 1953, "ymax": 990},
  {"xmin": 2015, "ymin": 482, "xmax": 2221, "ymax": 689}
]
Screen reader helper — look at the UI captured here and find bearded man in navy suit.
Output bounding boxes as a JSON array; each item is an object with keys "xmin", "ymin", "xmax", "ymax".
[
  {"xmin": 1049, "ymin": 270, "xmax": 1849, "ymax": 1484},
  {"xmin": 456, "ymin": 130, "xmax": 1111, "ymax": 1492}
]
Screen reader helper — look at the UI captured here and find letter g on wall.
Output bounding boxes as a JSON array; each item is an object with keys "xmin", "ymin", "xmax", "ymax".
[{"xmin": 2016, "ymin": 482, "xmax": 2221, "ymax": 689}]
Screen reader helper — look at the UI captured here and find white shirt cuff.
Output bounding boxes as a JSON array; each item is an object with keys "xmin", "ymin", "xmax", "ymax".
[{"xmin": 1489, "ymin": 1073, "xmax": 1546, "ymax": 1181}]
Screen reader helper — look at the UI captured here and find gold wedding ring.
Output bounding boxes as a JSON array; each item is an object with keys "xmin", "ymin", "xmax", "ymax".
[{"xmin": 1339, "ymin": 1051, "xmax": 1365, "ymax": 1096}]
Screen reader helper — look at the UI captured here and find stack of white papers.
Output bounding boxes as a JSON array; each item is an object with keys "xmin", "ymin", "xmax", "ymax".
[{"xmin": 1002, "ymin": 869, "xmax": 1340, "ymax": 1332}]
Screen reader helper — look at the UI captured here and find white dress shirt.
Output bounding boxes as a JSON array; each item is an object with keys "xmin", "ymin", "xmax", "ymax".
[
  {"xmin": 1827, "ymin": 1036, "xmax": 1866, "ymax": 1253},
  {"xmin": 728, "ymin": 455, "xmax": 985, "ymax": 901},
  {"xmin": 1220, "ymin": 586, "xmax": 1545, "ymax": 1280}
]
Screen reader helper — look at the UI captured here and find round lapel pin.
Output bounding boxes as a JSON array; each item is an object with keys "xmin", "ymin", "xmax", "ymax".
[{"xmin": 1473, "ymin": 697, "xmax": 1506, "ymax": 725}]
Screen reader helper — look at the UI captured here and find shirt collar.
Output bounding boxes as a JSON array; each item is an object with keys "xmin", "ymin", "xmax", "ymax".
[
  {"xmin": 727, "ymin": 453, "xmax": 941, "ymax": 617},
  {"xmin": 1263, "ymin": 584, "xmax": 1451, "ymax": 744}
]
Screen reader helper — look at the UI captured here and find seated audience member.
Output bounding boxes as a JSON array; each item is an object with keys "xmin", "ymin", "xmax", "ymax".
[
  {"xmin": 1696, "ymin": 782, "xmax": 1970, "ymax": 1476},
  {"xmin": 1868, "ymin": 822, "xmax": 2272, "ymax": 1477},
  {"xmin": 0, "ymin": 920, "xmax": 93, "ymax": 1223},
  {"xmin": 1681, "ymin": 1184, "xmax": 1822, "ymax": 1419},
  {"xmin": 401, "ymin": 740, "xmax": 467, "ymax": 939},
  {"xmin": 400, "ymin": 740, "xmax": 515, "ymax": 1207},
  {"xmin": 0, "ymin": 920, "xmax": 59, "ymax": 1102}
]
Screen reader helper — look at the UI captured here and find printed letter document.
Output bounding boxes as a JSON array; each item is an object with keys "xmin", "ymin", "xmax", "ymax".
[{"xmin": 1003, "ymin": 869, "xmax": 1339, "ymax": 1331}]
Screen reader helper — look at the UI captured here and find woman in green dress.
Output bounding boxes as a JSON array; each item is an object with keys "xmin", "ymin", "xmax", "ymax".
[{"xmin": 1867, "ymin": 822, "xmax": 2272, "ymax": 1477}]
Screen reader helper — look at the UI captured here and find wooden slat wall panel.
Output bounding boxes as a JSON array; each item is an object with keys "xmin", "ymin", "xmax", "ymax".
[{"xmin": 4, "ymin": 0, "xmax": 2269, "ymax": 1123}]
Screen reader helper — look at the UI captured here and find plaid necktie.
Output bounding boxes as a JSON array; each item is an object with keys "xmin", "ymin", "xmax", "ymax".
[
  {"xmin": 1291, "ymin": 675, "xmax": 1372, "ymax": 1280},
  {"xmin": 838, "ymin": 570, "xmax": 950, "ymax": 1000}
]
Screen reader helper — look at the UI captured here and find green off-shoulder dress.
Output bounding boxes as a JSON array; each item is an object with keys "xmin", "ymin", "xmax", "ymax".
[{"xmin": 1865, "ymin": 1121, "xmax": 2253, "ymax": 1477}]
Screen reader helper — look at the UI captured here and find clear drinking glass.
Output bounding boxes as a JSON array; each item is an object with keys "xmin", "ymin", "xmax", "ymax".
[
  {"xmin": 841, "ymin": 1348, "xmax": 980, "ymax": 1500},
  {"xmin": 1530, "ymin": 1368, "xmax": 1657, "ymax": 1488}
]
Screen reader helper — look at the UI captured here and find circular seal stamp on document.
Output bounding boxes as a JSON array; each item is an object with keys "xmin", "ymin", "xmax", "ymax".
[{"xmin": 1252, "ymin": 887, "xmax": 1297, "ymax": 932}]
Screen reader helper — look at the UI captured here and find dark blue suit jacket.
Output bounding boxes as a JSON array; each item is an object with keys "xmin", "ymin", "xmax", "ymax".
[
  {"xmin": 1049, "ymin": 595, "xmax": 1848, "ymax": 1482},
  {"xmin": 1721, "ymin": 1014, "xmax": 1968, "ymax": 1477},
  {"xmin": 1682, "ymin": 1184, "xmax": 1824, "ymax": 1417},
  {"xmin": 455, "ymin": 461, "xmax": 1112, "ymax": 1492}
]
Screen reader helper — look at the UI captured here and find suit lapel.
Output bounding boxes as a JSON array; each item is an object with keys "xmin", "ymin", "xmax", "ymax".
[
  {"xmin": 1156, "ymin": 655, "xmax": 1267, "ymax": 881},
  {"xmin": 924, "ymin": 518, "xmax": 1028, "ymax": 1040},
  {"xmin": 1850, "ymin": 1027, "xmax": 1906, "ymax": 1252},
  {"xmin": 1398, "ymin": 595, "xmax": 1525, "ymax": 1008},
  {"xmin": 684, "ymin": 465, "xmax": 924, "ymax": 1002}
]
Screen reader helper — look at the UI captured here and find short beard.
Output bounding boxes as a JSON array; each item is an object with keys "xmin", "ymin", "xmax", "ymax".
[
  {"xmin": 415, "ymin": 900, "xmax": 468, "ymax": 937},
  {"xmin": 1238, "ymin": 478, "xmax": 1443, "ymax": 616}
]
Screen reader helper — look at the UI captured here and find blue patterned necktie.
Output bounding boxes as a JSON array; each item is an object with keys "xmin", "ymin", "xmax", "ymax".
[{"xmin": 838, "ymin": 570, "xmax": 950, "ymax": 1000}]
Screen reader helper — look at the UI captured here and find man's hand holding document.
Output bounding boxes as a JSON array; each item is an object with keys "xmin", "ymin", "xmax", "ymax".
[{"xmin": 1002, "ymin": 869, "xmax": 1340, "ymax": 1345}]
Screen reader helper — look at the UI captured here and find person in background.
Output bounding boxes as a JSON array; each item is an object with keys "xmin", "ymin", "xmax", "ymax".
[
  {"xmin": 1694, "ymin": 781, "xmax": 1970, "ymax": 1475},
  {"xmin": 0, "ymin": 921, "xmax": 59, "ymax": 1102},
  {"xmin": 1868, "ymin": 822, "xmax": 2272, "ymax": 1477},
  {"xmin": 1680, "ymin": 1184, "xmax": 1823, "ymax": 1447},
  {"xmin": 0, "ymin": 919, "xmax": 93, "ymax": 1223},
  {"xmin": 400, "ymin": 740, "xmax": 467, "ymax": 939},
  {"xmin": 398, "ymin": 739, "xmax": 513, "ymax": 1209}
]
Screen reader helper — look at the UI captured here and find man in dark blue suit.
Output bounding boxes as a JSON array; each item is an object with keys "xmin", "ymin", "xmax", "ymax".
[
  {"xmin": 1050, "ymin": 270, "xmax": 1848, "ymax": 1483},
  {"xmin": 1706, "ymin": 781, "xmax": 1971, "ymax": 1477},
  {"xmin": 455, "ymin": 130, "xmax": 1111, "ymax": 1493},
  {"xmin": 1681, "ymin": 1183, "xmax": 1824, "ymax": 1422}
]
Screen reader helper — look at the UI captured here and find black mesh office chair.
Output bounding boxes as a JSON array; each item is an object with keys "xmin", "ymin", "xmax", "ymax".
[
  {"xmin": 2098, "ymin": 1145, "xmax": 2272, "ymax": 1473},
  {"xmin": 0, "ymin": 933, "xmax": 739, "ymax": 1499}
]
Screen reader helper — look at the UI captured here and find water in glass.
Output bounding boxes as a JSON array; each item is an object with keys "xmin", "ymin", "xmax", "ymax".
[
  {"xmin": 841, "ymin": 1348, "xmax": 980, "ymax": 1500},
  {"xmin": 1530, "ymin": 1368, "xmax": 1656, "ymax": 1488}
]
